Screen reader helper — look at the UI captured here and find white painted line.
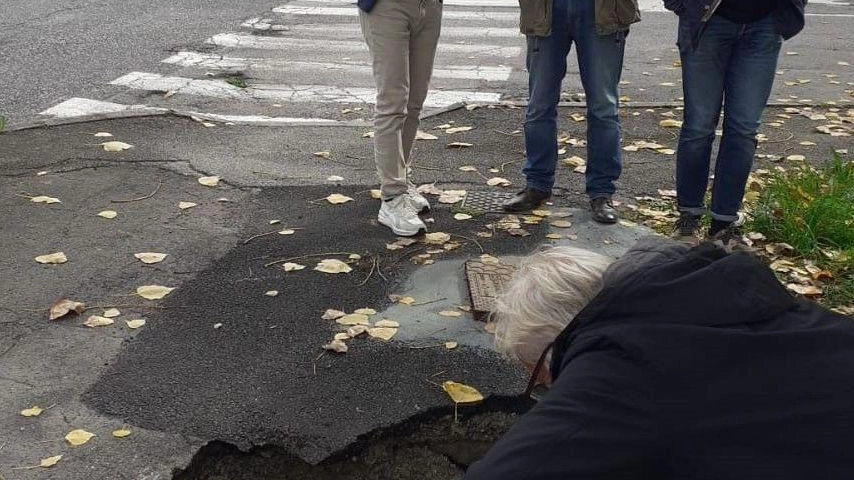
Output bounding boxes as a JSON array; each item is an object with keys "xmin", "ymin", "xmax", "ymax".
[
  {"xmin": 183, "ymin": 111, "xmax": 348, "ymax": 125},
  {"xmin": 806, "ymin": 12, "xmax": 854, "ymax": 16},
  {"xmin": 290, "ymin": 0, "xmax": 519, "ymax": 6},
  {"xmin": 206, "ymin": 33, "xmax": 521, "ymax": 57},
  {"xmin": 162, "ymin": 52, "xmax": 513, "ymax": 82},
  {"xmin": 109, "ymin": 72, "xmax": 502, "ymax": 108},
  {"xmin": 243, "ymin": 22, "xmax": 521, "ymax": 39},
  {"xmin": 39, "ymin": 97, "xmax": 165, "ymax": 118},
  {"xmin": 272, "ymin": 5, "xmax": 518, "ymax": 20}
]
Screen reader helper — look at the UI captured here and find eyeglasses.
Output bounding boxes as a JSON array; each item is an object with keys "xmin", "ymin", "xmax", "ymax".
[{"xmin": 523, "ymin": 342, "xmax": 554, "ymax": 402}]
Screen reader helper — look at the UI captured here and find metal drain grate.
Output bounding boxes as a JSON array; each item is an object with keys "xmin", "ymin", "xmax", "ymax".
[
  {"xmin": 465, "ymin": 259, "xmax": 517, "ymax": 321},
  {"xmin": 460, "ymin": 190, "xmax": 515, "ymax": 214}
]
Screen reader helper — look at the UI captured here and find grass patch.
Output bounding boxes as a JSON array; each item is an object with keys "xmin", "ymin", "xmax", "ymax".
[
  {"xmin": 750, "ymin": 153, "xmax": 854, "ymax": 309},
  {"xmin": 0, "ymin": 114, "xmax": 6, "ymax": 133},
  {"xmin": 225, "ymin": 76, "xmax": 248, "ymax": 89}
]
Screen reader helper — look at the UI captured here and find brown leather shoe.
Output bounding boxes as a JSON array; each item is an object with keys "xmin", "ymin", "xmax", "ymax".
[
  {"xmin": 590, "ymin": 196, "xmax": 618, "ymax": 224},
  {"xmin": 503, "ymin": 187, "xmax": 551, "ymax": 213}
]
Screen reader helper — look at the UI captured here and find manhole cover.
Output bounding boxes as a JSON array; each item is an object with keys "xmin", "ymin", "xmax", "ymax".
[
  {"xmin": 460, "ymin": 190, "xmax": 515, "ymax": 214},
  {"xmin": 465, "ymin": 260, "xmax": 517, "ymax": 321}
]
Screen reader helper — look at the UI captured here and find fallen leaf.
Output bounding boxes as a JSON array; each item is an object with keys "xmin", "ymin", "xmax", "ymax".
[
  {"xmin": 442, "ymin": 381, "xmax": 484, "ymax": 404},
  {"xmin": 445, "ymin": 341, "xmax": 458, "ymax": 350},
  {"xmin": 102, "ymin": 308, "xmax": 121, "ymax": 318},
  {"xmin": 20, "ymin": 406, "xmax": 44, "ymax": 417},
  {"xmin": 278, "ymin": 229, "xmax": 296, "ymax": 235},
  {"xmin": 545, "ymin": 233, "xmax": 563, "ymax": 240},
  {"xmin": 362, "ymin": 131, "xmax": 375, "ymax": 138},
  {"xmin": 786, "ymin": 154, "xmax": 806, "ymax": 162},
  {"xmin": 424, "ymin": 232, "xmax": 451, "ymax": 245},
  {"xmin": 65, "ymin": 429, "xmax": 95, "ymax": 446},
  {"xmin": 799, "ymin": 141, "xmax": 817, "ymax": 146},
  {"xmin": 282, "ymin": 262, "xmax": 306, "ymax": 272},
  {"xmin": 95, "ymin": 209, "xmax": 117, "ymax": 219},
  {"xmin": 354, "ymin": 308, "xmax": 377, "ymax": 315},
  {"xmin": 370, "ymin": 189, "xmax": 382, "ymax": 199},
  {"xmin": 94, "ymin": 132, "xmax": 113, "ymax": 137},
  {"xmin": 439, "ymin": 310, "xmax": 462, "ymax": 318},
  {"xmin": 125, "ymin": 319, "xmax": 146, "ymax": 329},
  {"xmin": 112, "ymin": 428, "xmax": 132, "ymax": 438},
  {"xmin": 787, "ymin": 284, "xmax": 823, "ymax": 296},
  {"xmin": 368, "ymin": 327, "xmax": 397, "ymax": 340},
  {"xmin": 134, "ymin": 252, "xmax": 168, "ymax": 264},
  {"xmin": 336, "ymin": 313, "xmax": 370, "ymax": 326},
  {"xmin": 347, "ymin": 325, "xmax": 369, "ymax": 337},
  {"xmin": 31, "ymin": 195, "xmax": 61, "ymax": 204},
  {"xmin": 657, "ymin": 189, "xmax": 677, "ymax": 198},
  {"xmin": 265, "ymin": 290, "xmax": 279, "ymax": 297},
  {"xmin": 479, "ymin": 254, "xmax": 500, "ymax": 265},
  {"xmin": 551, "ymin": 220, "xmax": 572, "ymax": 228},
  {"xmin": 101, "ymin": 141, "xmax": 133, "ymax": 152},
  {"xmin": 84, "ymin": 315, "xmax": 114, "ymax": 327},
  {"xmin": 314, "ymin": 258, "xmax": 353, "ymax": 274},
  {"xmin": 416, "ymin": 130, "xmax": 438, "ymax": 140},
  {"xmin": 323, "ymin": 339, "xmax": 348, "ymax": 353},
  {"xmin": 49, "ymin": 299, "xmax": 85, "ymax": 320},
  {"xmin": 532, "ymin": 209, "xmax": 551, "ymax": 217},
  {"xmin": 458, "ymin": 305, "xmax": 472, "ymax": 312},
  {"xmin": 325, "ymin": 193, "xmax": 354, "ymax": 204},
  {"xmin": 313, "ymin": 151, "xmax": 332, "ymax": 158},
  {"xmin": 507, "ymin": 228, "xmax": 531, "ymax": 237},
  {"xmin": 322, "ymin": 309, "xmax": 346, "ymax": 320},
  {"xmin": 136, "ymin": 285, "xmax": 175, "ymax": 300},
  {"xmin": 40, "ymin": 455, "xmax": 62, "ymax": 468},
  {"xmin": 573, "ymin": 165, "xmax": 587, "ymax": 174},
  {"xmin": 213, "ymin": 323, "xmax": 223, "ymax": 329},
  {"xmin": 659, "ymin": 119, "xmax": 683, "ymax": 128},
  {"xmin": 486, "ymin": 177, "xmax": 511, "ymax": 187},
  {"xmin": 334, "ymin": 332, "xmax": 350, "ymax": 341},
  {"xmin": 349, "ymin": 254, "xmax": 362, "ymax": 260},
  {"xmin": 453, "ymin": 213, "xmax": 472, "ymax": 220},
  {"xmin": 35, "ymin": 252, "xmax": 67, "ymax": 264},
  {"xmin": 374, "ymin": 319, "xmax": 400, "ymax": 328},
  {"xmin": 198, "ymin": 176, "xmax": 220, "ymax": 187},
  {"xmin": 390, "ymin": 295, "xmax": 416, "ymax": 305},
  {"xmin": 178, "ymin": 201, "xmax": 198, "ymax": 210},
  {"xmin": 326, "ymin": 175, "xmax": 344, "ymax": 182},
  {"xmin": 569, "ymin": 113, "xmax": 586, "ymax": 122},
  {"xmin": 458, "ymin": 166, "xmax": 478, "ymax": 172},
  {"xmin": 447, "ymin": 142, "xmax": 474, "ymax": 148},
  {"xmin": 445, "ymin": 126, "xmax": 474, "ymax": 134}
]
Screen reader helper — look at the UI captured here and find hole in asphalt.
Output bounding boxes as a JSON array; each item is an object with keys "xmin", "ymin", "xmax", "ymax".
[{"xmin": 172, "ymin": 397, "xmax": 530, "ymax": 480}]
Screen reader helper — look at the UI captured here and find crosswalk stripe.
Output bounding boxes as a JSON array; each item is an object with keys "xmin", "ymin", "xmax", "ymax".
[
  {"xmin": 241, "ymin": 22, "xmax": 521, "ymax": 39},
  {"xmin": 206, "ymin": 33, "xmax": 521, "ymax": 58},
  {"xmin": 163, "ymin": 52, "xmax": 513, "ymax": 82},
  {"xmin": 110, "ymin": 72, "xmax": 501, "ymax": 108},
  {"xmin": 291, "ymin": 0, "xmax": 519, "ymax": 6},
  {"xmin": 271, "ymin": 5, "xmax": 518, "ymax": 20}
]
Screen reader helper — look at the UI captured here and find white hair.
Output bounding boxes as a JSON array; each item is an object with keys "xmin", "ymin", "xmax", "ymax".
[{"xmin": 494, "ymin": 247, "xmax": 613, "ymax": 369}]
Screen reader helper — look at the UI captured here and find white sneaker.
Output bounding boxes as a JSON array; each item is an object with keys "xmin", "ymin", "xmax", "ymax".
[
  {"xmin": 407, "ymin": 188, "xmax": 431, "ymax": 213},
  {"xmin": 378, "ymin": 195, "xmax": 427, "ymax": 236}
]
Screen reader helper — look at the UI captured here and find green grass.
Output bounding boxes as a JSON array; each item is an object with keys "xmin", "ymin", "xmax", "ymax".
[
  {"xmin": 0, "ymin": 114, "xmax": 6, "ymax": 133},
  {"xmin": 750, "ymin": 153, "xmax": 854, "ymax": 307},
  {"xmin": 225, "ymin": 76, "xmax": 248, "ymax": 89}
]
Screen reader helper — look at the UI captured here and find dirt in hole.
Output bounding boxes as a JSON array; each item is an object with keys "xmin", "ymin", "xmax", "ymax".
[{"xmin": 174, "ymin": 399, "xmax": 529, "ymax": 480}]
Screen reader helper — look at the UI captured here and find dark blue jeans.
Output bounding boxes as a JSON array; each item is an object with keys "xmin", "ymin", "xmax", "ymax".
[
  {"xmin": 523, "ymin": 0, "xmax": 626, "ymax": 198},
  {"xmin": 676, "ymin": 14, "xmax": 782, "ymax": 222}
]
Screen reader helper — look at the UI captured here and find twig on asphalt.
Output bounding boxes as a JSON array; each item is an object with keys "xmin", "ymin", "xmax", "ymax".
[
  {"xmin": 493, "ymin": 129, "xmax": 520, "ymax": 136},
  {"xmin": 358, "ymin": 256, "xmax": 378, "ymax": 286},
  {"xmin": 451, "ymin": 233, "xmax": 485, "ymax": 253},
  {"xmin": 243, "ymin": 228, "xmax": 304, "ymax": 245},
  {"xmin": 410, "ymin": 297, "xmax": 447, "ymax": 307},
  {"xmin": 413, "ymin": 164, "xmax": 450, "ymax": 172},
  {"xmin": 110, "ymin": 180, "xmax": 162, "ymax": 203},
  {"xmin": 264, "ymin": 252, "xmax": 359, "ymax": 268},
  {"xmin": 408, "ymin": 343, "xmax": 444, "ymax": 349}
]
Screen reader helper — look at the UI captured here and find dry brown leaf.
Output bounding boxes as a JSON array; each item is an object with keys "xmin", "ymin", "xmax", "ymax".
[
  {"xmin": 787, "ymin": 284, "xmax": 823, "ymax": 296},
  {"xmin": 101, "ymin": 141, "xmax": 133, "ymax": 152},
  {"xmin": 65, "ymin": 429, "xmax": 95, "ymax": 446},
  {"xmin": 424, "ymin": 232, "xmax": 451, "ymax": 245},
  {"xmin": 283, "ymin": 262, "xmax": 306, "ymax": 272},
  {"xmin": 84, "ymin": 315, "xmax": 114, "ymax": 327},
  {"xmin": 325, "ymin": 193, "xmax": 354, "ymax": 204},
  {"xmin": 315, "ymin": 258, "xmax": 352, "ymax": 274},
  {"xmin": 20, "ymin": 406, "xmax": 44, "ymax": 417},
  {"xmin": 442, "ymin": 381, "xmax": 484, "ymax": 404},
  {"xmin": 49, "ymin": 298, "xmax": 85, "ymax": 320},
  {"xmin": 322, "ymin": 309, "xmax": 346, "ymax": 320},
  {"xmin": 136, "ymin": 285, "xmax": 175, "ymax": 300},
  {"xmin": 35, "ymin": 252, "xmax": 67, "ymax": 264},
  {"xmin": 486, "ymin": 177, "xmax": 512, "ymax": 187},
  {"xmin": 323, "ymin": 339, "xmax": 348, "ymax": 353},
  {"xmin": 659, "ymin": 119, "xmax": 683, "ymax": 128},
  {"xmin": 368, "ymin": 327, "xmax": 398, "ymax": 341},
  {"xmin": 562, "ymin": 156, "xmax": 586, "ymax": 168},
  {"xmin": 336, "ymin": 313, "xmax": 370, "ymax": 326}
]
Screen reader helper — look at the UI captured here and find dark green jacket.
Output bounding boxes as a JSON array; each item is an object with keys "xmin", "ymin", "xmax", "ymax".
[{"xmin": 519, "ymin": 0, "xmax": 640, "ymax": 36}]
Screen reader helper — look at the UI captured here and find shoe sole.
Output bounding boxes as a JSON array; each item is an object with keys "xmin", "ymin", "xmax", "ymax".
[{"xmin": 378, "ymin": 213, "xmax": 425, "ymax": 237}]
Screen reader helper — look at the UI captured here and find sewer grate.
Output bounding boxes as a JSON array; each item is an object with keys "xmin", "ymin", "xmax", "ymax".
[
  {"xmin": 465, "ymin": 260, "xmax": 517, "ymax": 321},
  {"xmin": 460, "ymin": 190, "xmax": 515, "ymax": 214}
]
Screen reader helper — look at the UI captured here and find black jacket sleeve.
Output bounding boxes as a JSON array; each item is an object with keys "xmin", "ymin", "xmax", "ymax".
[{"xmin": 465, "ymin": 348, "xmax": 660, "ymax": 479}]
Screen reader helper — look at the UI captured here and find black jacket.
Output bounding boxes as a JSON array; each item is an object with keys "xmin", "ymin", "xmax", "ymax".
[{"xmin": 466, "ymin": 241, "xmax": 854, "ymax": 479}]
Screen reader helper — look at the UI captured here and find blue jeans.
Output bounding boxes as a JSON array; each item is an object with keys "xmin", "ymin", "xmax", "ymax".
[
  {"xmin": 523, "ymin": 0, "xmax": 626, "ymax": 198},
  {"xmin": 676, "ymin": 14, "xmax": 782, "ymax": 221}
]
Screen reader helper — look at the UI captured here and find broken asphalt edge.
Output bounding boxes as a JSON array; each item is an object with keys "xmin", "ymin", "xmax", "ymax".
[{"xmin": 4, "ymin": 99, "xmax": 839, "ymax": 133}]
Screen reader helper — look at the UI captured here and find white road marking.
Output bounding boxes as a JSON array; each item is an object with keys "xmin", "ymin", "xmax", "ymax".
[
  {"xmin": 272, "ymin": 5, "xmax": 518, "ymax": 20},
  {"xmin": 39, "ymin": 97, "xmax": 163, "ymax": 117},
  {"xmin": 206, "ymin": 33, "xmax": 521, "ymax": 57},
  {"xmin": 109, "ymin": 72, "xmax": 501, "ymax": 108},
  {"xmin": 290, "ymin": 0, "xmax": 519, "ymax": 6},
  {"xmin": 163, "ymin": 52, "xmax": 512, "ymax": 81},
  {"xmin": 242, "ymin": 22, "xmax": 521, "ymax": 39}
]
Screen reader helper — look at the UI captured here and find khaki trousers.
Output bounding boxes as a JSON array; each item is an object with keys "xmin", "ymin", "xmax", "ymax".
[{"xmin": 359, "ymin": 0, "xmax": 442, "ymax": 200}]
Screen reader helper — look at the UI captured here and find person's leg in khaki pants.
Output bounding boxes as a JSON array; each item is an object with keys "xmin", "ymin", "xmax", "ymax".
[{"xmin": 360, "ymin": 0, "xmax": 442, "ymax": 235}]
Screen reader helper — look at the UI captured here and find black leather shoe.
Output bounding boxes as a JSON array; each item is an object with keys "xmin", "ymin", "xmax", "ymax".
[
  {"xmin": 590, "ymin": 196, "xmax": 618, "ymax": 224},
  {"xmin": 503, "ymin": 187, "xmax": 551, "ymax": 213}
]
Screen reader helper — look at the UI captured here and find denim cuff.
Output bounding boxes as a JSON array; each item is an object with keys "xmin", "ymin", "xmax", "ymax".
[
  {"xmin": 709, "ymin": 210, "xmax": 740, "ymax": 223},
  {"xmin": 678, "ymin": 205, "xmax": 706, "ymax": 216}
]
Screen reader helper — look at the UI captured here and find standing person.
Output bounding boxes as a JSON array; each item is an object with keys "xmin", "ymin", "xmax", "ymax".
[
  {"xmin": 503, "ymin": 0, "xmax": 640, "ymax": 224},
  {"xmin": 668, "ymin": 0, "xmax": 807, "ymax": 243},
  {"xmin": 358, "ymin": 0, "xmax": 442, "ymax": 236}
]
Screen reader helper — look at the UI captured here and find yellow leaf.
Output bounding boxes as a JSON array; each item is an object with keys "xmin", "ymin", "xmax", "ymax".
[
  {"xmin": 369, "ymin": 189, "xmax": 382, "ymax": 199},
  {"xmin": 532, "ymin": 209, "xmax": 551, "ymax": 217},
  {"xmin": 354, "ymin": 308, "xmax": 377, "ymax": 316},
  {"xmin": 101, "ymin": 141, "xmax": 133, "ymax": 152},
  {"xmin": 486, "ymin": 177, "xmax": 511, "ymax": 187},
  {"xmin": 178, "ymin": 201, "xmax": 198, "ymax": 210},
  {"xmin": 125, "ymin": 319, "xmax": 146, "ymax": 329},
  {"xmin": 134, "ymin": 252, "xmax": 168, "ymax": 264},
  {"xmin": 97, "ymin": 210, "xmax": 118, "ymax": 219},
  {"xmin": 84, "ymin": 315, "xmax": 114, "ymax": 327},
  {"xmin": 35, "ymin": 252, "xmax": 67, "ymax": 264},
  {"xmin": 445, "ymin": 341, "xmax": 458, "ymax": 350},
  {"xmin": 569, "ymin": 113, "xmax": 586, "ymax": 122},
  {"xmin": 198, "ymin": 176, "xmax": 220, "ymax": 187},
  {"xmin": 787, "ymin": 284, "xmax": 823, "ymax": 296},
  {"xmin": 102, "ymin": 308, "xmax": 121, "ymax": 318},
  {"xmin": 321, "ymin": 309, "xmax": 346, "ymax": 320},
  {"xmin": 136, "ymin": 285, "xmax": 175, "ymax": 300},
  {"xmin": 347, "ymin": 325, "xmax": 369, "ymax": 337},
  {"xmin": 314, "ymin": 258, "xmax": 352, "ymax": 274},
  {"xmin": 453, "ymin": 213, "xmax": 472, "ymax": 220},
  {"xmin": 368, "ymin": 327, "xmax": 398, "ymax": 341},
  {"xmin": 458, "ymin": 165, "xmax": 478, "ymax": 172},
  {"xmin": 40, "ymin": 455, "xmax": 63, "ymax": 468},
  {"xmin": 112, "ymin": 428, "xmax": 132, "ymax": 438},
  {"xmin": 336, "ymin": 313, "xmax": 370, "ymax": 326},
  {"xmin": 325, "ymin": 193, "xmax": 354, "ymax": 204},
  {"xmin": 21, "ymin": 406, "xmax": 44, "ymax": 417},
  {"xmin": 31, "ymin": 195, "xmax": 61, "ymax": 204},
  {"xmin": 439, "ymin": 310, "xmax": 462, "ymax": 318},
  {"xmin": 278, "ymin": 229, "xmax": 296, "ymax": 235},
  {"xmin": 313, "ymin": 151, "xmax": 332, "ymax": 158},
  {"xmin": 49, "ymin": 298, "xmax": 85, "ymax": 320},
  {"xmin": 374, "ymin": 319, "xmax": 400, "ymax": 328},
  {"xmin": 424, "ymin": 232, "xmax": 451, "ymax": 245},
  {"xmin": 65, "ymin": 429, "xmax": 95, "ymax": 446},
  {"xmin": 479, "ymin": 254, "xmax": 500, "ymax": 265},
  {"xmin": 442, "ymin": 381, "xmax": 484, "ymax": 405},
  {"xmin": 786, "ymin": 154, "xmax": 806, "ymax": 161},
  {"xmin": 334, "ymin": 332, "xmax": 350, "ymax": 341},
  {"xmin": 551, "ymin": 220, "xmax": 573, "ymax": 228},
  {"xmin": 282, "ymin": 262, "xmax": 306, "ymax": 272},
  {"xmin": 659, "ymin": 119, "xmax": 683, "ymax": 128},
  {"xmin": 545, "ymin": 233, "xmax": 563, "ymax": 240}
]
